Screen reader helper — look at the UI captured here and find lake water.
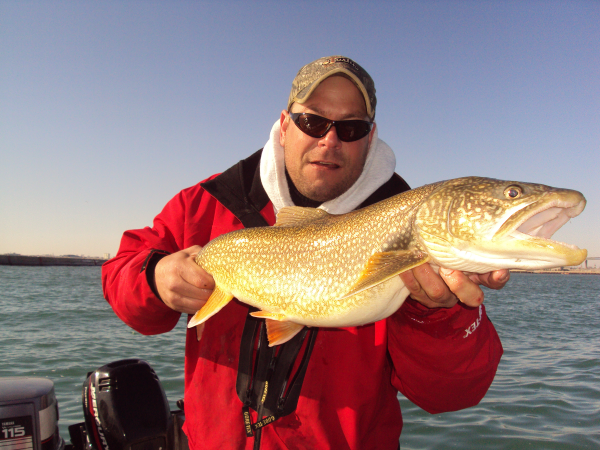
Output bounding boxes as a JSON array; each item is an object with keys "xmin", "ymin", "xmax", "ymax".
[{"xmin": 0, "ymin": 266, "xmax": 598, "ymax": 449}]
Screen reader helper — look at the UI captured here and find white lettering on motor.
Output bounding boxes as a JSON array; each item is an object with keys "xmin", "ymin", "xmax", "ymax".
[
  {"xmin": 1, "ymin": 425, "xmax": 26, "ymax": 439},
  {"xmin": 90, "ymin": 386, "xmax": 110, "ymax": 450}
]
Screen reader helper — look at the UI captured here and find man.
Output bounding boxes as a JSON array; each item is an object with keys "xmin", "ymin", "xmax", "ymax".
[{"xmin": 102, "ymin": 56, "xmax": 507, "ymax": 449}]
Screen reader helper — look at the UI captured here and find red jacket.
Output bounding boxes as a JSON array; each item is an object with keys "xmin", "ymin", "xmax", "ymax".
[{"xmin": 102, "ymin": 151, "xmax": 503, "ymax": 450}]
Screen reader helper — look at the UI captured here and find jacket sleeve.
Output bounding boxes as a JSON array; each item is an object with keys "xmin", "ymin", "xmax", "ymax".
[
  {"xmin": 388, "ymin": 297, "xmax": 503, "ymax": 414},
  {"xmin": 101, "ymin": 182, "xmax": 216, "ymax": 335}
]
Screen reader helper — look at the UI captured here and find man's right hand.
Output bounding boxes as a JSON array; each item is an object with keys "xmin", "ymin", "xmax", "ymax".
[{"xmin": 154, "ymin": 245, "xmax": 215, "ymax": 314}]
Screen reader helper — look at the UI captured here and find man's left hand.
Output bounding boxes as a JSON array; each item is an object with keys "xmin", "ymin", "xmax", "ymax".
[{"xmin": 399, "ymin": 263, "xmax": 510, "ymax": 309}]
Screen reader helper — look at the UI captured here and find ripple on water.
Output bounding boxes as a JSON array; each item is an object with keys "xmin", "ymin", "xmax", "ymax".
[
  {"xmin": 399, "ymin": 274, "xmax": 600, "ymax": 450},
  {"xmin": 1, "ymin": 269, "xmax": 599, "ymax": 448}
]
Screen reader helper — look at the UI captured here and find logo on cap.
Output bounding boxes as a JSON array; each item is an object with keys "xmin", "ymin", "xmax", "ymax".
[{"xmin": 321, "ymin": 56, "xmax": 361, "ymax": 72}]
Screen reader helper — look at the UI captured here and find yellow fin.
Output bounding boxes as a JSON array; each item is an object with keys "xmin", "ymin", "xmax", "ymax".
[
  {"xmin": 249, "ymin": 311, "xmax": 305, "ymax": 346},
  {"xmin": 274, "ymin": 206, "xmax": 330, "ymax": 227},
  {"xmin": 187, "ymin": 286, "xmax": 234, "ymax": 328},
  {"xmin": 342, "ymin": 250, "xmax": 430, "ymax": 298},
  {"xmin": 264, "ymin": 319, "xmax": 305, "ymax": 347},
  {"xmin": 250, "ymin": 310, "xmax": 287, "ymax": 321}
]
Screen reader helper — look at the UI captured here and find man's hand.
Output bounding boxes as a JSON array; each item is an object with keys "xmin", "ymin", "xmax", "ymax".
[
  {"xmin": 154, "ymin": 245, "xmax": 215, "ymax": 314},
  {"xmin": 399, "ymin": 263, "xmax": 510, "ymax": 309}
]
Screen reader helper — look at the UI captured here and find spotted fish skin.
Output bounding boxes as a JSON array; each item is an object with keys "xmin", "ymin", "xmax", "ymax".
[{"xmin": 190, "ymin": 177, "xmax": 587, "ymax": 345}]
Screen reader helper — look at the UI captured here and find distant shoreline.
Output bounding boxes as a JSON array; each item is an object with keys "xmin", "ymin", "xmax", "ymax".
[
  {"xmin": 0, "ymin": 254, "xmax": 108, "ymax": 266},
  {"xmin": 1, "ymin": 254, "xmax": 596, "ymax": 274},
  {"xmin": 510, "ymin": 269, "xmax": 600, "ymax": 276}
]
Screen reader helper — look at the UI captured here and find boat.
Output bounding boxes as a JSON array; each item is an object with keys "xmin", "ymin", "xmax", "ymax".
[{"xmin": 0, "ymin": 359, "xmax": 188, "ymax": 450}]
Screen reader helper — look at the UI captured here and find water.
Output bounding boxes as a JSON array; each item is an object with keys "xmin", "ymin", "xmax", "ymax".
[
  {"xmin": 398, "ymin": 273, "xmax": 600, "ymax": 449},
  {"xmin": 0, "ymin": 267, "xmax": 599, "ymax": 449}
]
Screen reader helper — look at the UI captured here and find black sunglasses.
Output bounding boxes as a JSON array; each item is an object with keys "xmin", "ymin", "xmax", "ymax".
[{"xmin": 289, "ymin": 112, "xmax": 373, "ymax": 142}]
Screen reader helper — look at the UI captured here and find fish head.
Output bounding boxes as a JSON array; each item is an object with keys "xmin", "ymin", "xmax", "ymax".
[{"xmin": 415, "ymin": 177, "xmax": 587, "ymax": 272}]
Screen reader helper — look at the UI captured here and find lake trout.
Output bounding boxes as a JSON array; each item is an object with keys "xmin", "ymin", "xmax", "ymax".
[{"xmin": 188, "ymin": 177, "xmax": 587, "ymax": 346}]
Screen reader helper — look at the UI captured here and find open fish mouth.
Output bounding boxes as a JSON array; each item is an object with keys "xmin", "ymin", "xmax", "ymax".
[
  {"xmin": 497, "ymin": 192, "xmax": 586, "ymax": 255},
  {"xmin": 430, "ymin": 189, "xmax": 588, "ymax": 273}
]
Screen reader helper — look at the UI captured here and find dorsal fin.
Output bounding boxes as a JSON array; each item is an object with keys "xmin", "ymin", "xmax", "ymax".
[
  {"xmin": 274, "ymin": 206, "xmax": 330, "ymax": 227},
  {"xmin": 341, "ymin": 249, "xmax": 430, "ymax": 299}
]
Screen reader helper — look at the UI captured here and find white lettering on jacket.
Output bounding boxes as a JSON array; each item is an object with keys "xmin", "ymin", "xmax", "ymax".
[{"xmin": 463, "ymin": 305, "xmax": 482, "ymax": 338}]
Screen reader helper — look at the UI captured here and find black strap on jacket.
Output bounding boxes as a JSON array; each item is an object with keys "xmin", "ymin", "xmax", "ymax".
[{"xmin": 201, "ymin": 149, "xmax": 410, "ymax": 448}]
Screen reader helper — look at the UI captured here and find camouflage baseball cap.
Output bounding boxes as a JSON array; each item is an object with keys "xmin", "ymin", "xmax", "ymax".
[{"xmin": 287, "ymin": 56, "xmax": 377, "ymax": 120}]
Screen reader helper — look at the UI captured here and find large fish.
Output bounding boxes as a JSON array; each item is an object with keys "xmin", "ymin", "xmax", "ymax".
[{"xmin": 188, "ymin": 177, "xmax": 587, "ymax": 346}]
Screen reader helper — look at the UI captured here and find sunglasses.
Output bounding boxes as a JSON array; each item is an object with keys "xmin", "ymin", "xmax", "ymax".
[{"xmin": 289, "ymin": 112, "xmax": 373, "ymax": 142}]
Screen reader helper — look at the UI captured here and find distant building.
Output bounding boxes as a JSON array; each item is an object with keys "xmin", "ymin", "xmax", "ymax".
[{"xmin": 103, "ymin": 253, "xmax": 111, "ymax": 260}]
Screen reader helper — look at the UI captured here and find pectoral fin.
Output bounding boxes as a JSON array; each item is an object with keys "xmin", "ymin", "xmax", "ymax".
[
  {"xmin": 342, "ymin": 249, "xmax": 430, "ymax": 298},
  {"xmin": 249, "ymin": 311, "xmax": 305, "ymax": 346},
  {"xmin": 188, "ymin": 286, "xmax": 234, "ymax": 328}
]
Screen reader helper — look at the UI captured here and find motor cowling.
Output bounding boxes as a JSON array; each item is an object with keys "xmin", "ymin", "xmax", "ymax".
[
  {"xmin": 81, "ymin": 359, "xmax": 171, "ymax": 450},
  {"xmin": 0, "ymin": 377, "xmax": 65, "ymax": 450}
]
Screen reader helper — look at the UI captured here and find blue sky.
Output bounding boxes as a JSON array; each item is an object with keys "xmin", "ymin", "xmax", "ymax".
[{"xmin": 1, "ymin": 1, "xmax": 598, "ymax": 261}]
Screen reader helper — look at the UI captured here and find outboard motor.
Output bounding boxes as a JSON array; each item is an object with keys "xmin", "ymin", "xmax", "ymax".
[
  {"xmin": 77, "ymin": 359, "xmax": 171, "ymax": 450},
  {"xmin": 0, "ymin": 377, "xmax": 65, "ymax": 450}
]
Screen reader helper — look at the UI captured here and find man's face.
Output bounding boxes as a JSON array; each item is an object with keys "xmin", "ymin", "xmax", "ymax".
[{"xmin": 279, "ymin": 76, "xmax": 376, "ymax": 203}]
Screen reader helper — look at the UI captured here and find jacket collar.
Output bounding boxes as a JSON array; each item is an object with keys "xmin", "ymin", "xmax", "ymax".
[
  {"xmin": 201, "ymin": 149, "xmax": 271, "ymax": 228},
  {"xmin": 201, "ymin": 148, "xmax": 411, "ymax": 229}
]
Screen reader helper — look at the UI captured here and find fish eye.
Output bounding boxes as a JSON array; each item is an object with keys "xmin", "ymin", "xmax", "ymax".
[{"xmin": 504, "ymin": 185, "xmax": 523, "ymax": 199}]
